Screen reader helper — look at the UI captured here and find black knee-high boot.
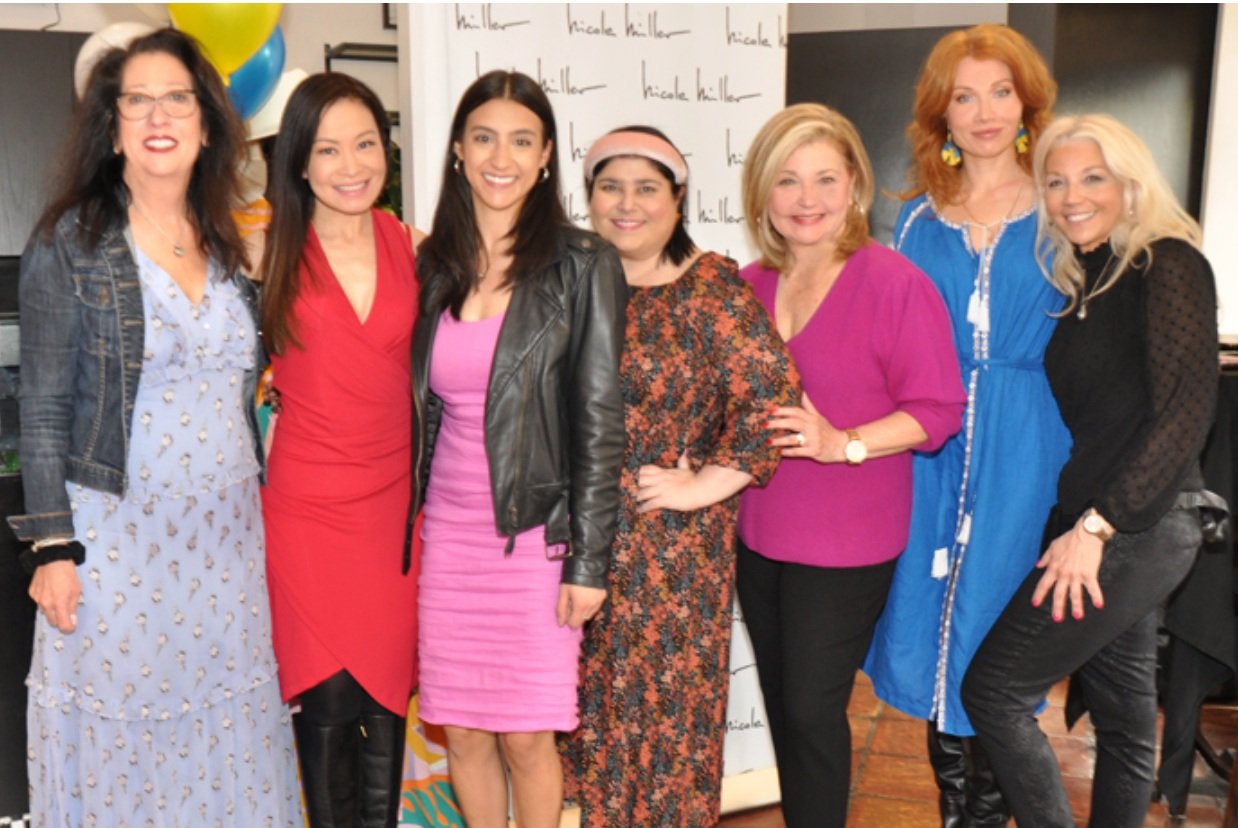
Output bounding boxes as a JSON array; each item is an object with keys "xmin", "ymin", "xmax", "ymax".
[
  {"xmin": 964, "ymin": 734, "xmax": 1009, "ymax": 826},
  {"xmin": 358, "ymin": 711, "xmax": 406, "ymax": 828},
  {"xmin": 294, "ymin": 713, "xmax": 360, "ymax": 828},
  {"xmin": 928, "ymin": 721, "xmax": 967, "ymax": 828}
]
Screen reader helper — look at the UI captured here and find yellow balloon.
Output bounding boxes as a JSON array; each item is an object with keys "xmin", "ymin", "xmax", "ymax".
[{"xmin": 168, "ymin": 3, "xmax": 282, "ymax": 75}]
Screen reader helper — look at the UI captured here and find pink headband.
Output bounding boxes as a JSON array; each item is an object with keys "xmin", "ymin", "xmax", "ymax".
[{"xmin": 583, "ymin": 131, "xmax": 688, "ymax": 185}]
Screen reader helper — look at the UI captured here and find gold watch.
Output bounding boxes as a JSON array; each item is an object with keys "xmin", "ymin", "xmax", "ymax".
[
  {"xmin": 1081, "ymin": 508, "xmax": 1115, "ymax": 542},
  {"xmin": 843, "ymin": 428, "xmax": 867, "ymax": 465}
]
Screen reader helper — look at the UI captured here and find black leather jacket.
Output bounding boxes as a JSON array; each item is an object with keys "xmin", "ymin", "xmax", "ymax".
[{"xmin": 410, "ymin": 227, "xmax": 626, "ymax": 589}]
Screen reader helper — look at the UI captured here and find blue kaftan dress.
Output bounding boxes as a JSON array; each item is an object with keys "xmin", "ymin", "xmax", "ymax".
[{"xmin": 863, "ymin": 195, "xmax": 1071, "ymax": 735}]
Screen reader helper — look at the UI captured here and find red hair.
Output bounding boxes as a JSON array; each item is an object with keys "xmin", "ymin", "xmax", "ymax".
[{"xmin": 904, "ymin": 24, "xmax": 1056, "ymax": 204}]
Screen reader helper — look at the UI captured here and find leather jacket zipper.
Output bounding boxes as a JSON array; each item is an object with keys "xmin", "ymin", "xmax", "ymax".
[
  {"xmin": 505, "ymin": 362, "xmax": 531, "ymax": 555},
  {"xmin": 405, "ymin": 370, "xmax": 426, "ymax": 573}
]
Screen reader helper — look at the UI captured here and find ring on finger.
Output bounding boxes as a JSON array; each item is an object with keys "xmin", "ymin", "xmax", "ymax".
[{"xmin": 794, "ymin": 431, "xmax": 806, "ymax": 447}]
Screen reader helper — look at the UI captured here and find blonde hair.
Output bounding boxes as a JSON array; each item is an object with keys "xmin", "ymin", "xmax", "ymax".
[
  {"xmin": 742, "ymin": 103, "xmax": 873, "ymax": 272},
  {"xmin": 905, "ymin": 24, "xmax": 1056, "ymax": 205},
  {"xmin": 1033, "ymin": 114, "xmax": 1202, "ymax": 314}
]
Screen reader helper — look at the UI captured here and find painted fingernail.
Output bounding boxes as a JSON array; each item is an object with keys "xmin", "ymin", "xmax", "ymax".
[
  {"xmin": 1073, "ymin": 610, "xmax": 1083, "ymax": 620},
  {"xmin": 1052, "ymin": 613, "xmax": 1062, "ymax": 623},
  {"xmin": 1095, "ymin": 602, "xmax": 1104, "ymax": 610}
]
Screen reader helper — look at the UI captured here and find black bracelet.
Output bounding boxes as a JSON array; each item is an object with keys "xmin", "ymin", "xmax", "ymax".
[{"xmin": 19, "ymin": 541, "xmax": 86, "ymax": 575}]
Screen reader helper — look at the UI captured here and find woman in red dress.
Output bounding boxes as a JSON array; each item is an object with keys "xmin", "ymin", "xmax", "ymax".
[{"xmin": 258, "ymin": 73, "xmax": 422, "ymax": 827}]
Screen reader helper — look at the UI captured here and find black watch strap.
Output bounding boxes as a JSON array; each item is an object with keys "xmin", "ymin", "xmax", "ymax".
[{"xmin": 19, "ymin": 541, "xmax": 86, "ymax": 575}]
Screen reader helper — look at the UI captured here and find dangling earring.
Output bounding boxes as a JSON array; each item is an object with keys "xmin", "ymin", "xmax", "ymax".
[
  {"xmin": 539, "ymin": 167, "xmax": 550, "ymax": 182},
  {"xmin": 941, "ymin": 132, "xmax": 962, "ymax": 167},
  {"xmin": 1014, "ymin": 120, "xmax": 1030, "ymax": 155},
  {"xmin": 453, "ymin": 157, "xmax": 463, "ymax": 174}
]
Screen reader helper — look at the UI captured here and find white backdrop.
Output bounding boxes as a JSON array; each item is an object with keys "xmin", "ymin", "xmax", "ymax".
[{"xmin": 399, "ymin": 2, "xmax": 788, "ymax": 781}]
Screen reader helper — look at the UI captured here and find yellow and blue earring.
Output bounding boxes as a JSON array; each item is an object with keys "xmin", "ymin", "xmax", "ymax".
[
  {"xmin": 1015, "ymin": 121, "xmax": 1030, "ymax": 155},
  {"xmin": 941, "ymin": 132, "xmax": 962, "ymax": 167}
]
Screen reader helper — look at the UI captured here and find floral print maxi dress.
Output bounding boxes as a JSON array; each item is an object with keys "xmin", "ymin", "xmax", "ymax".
[
  {"xmin": 563, "ymin": 252, "xmax": 799, "ymax": 828},
  {"xmin": 26, "ymin": 251, "xmax": 302, "ymax": 827}
]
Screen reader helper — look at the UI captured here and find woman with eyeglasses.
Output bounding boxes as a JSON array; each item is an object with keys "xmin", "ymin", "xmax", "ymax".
[{"xmin": 11, "ymin": 29, "xmax": 302, "ymax": 826}]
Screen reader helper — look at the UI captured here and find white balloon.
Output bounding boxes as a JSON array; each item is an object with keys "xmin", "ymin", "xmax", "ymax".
[
  {"xmin": 246, "ymin": 69, "xmax": 310, "ymax": 141},
  {"xmin": 73, "ymin": 21, "xmax": 158, "ymax": 100}
]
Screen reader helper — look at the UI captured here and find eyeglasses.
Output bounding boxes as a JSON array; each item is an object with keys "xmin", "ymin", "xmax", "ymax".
[{"xmin": 116, "ymin": 90, "xmax": 198, "ymax": 120}]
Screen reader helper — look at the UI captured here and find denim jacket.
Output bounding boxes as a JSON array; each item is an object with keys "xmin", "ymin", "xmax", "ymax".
[{"xmin": 8, "ymin": 208, "xmax": 265, "ymax": 544}]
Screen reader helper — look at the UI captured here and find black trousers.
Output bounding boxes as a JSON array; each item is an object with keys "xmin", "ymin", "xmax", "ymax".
[
  {"xmin": 962, "ymin": 508, "xmax": 1201, "ymax": 828},
  {"xmin": 736, "ymin": 540, "xmax": 897, "ymax": 828}
]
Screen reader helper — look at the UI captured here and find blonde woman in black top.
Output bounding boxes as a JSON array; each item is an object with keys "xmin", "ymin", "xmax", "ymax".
[{"xmin": 963, "ymin": 114, "xmax": 1218, "ymax": 827}]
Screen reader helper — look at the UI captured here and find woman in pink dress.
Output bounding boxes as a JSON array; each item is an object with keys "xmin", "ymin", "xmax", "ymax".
[
  {"xmin": 258, "ymin": 73, "xmax": 422, "ymax": 827},
  {"xmin": 411, "ymin": 71, "xmax": 625, "ymax": 828}
]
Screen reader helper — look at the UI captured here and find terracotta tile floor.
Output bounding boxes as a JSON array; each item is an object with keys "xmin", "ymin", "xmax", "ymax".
[{"xmin": 717, "ymin": 672, "xmax": 1237, "ymax": 827}]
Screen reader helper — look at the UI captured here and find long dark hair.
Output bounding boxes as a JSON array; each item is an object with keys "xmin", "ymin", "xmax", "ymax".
[
  {"xmin": 34, "ymin": 28, "xmax": 247, "ymax": 278},
  {"xmin": 585, "ymin": 125, "xmax": 695, "ymax": 266},
  {"xmin": 261, "ymin": 73, "xmax": 391, "ymax": 355},
  {"xmin": 418, "ymin": 71, "xmax": 567, "ymax": 318}
]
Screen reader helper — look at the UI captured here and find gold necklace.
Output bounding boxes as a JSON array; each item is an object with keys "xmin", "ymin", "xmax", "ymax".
[
  {"xmin": 1076, "ymin": 254, "xmax": 1116, "ymax": 321},
  {"xmin": 130, "ymin": 200, "xmax": 186, "ymax": 257},
  {"xmin": 960, "ymin": 182, "xmax": 1025, "ymax": 246}
]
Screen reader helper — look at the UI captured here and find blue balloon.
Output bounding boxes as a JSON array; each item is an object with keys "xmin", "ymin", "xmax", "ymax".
[{"xmin": 228, "ymin": 25, "xmax": 285, "ymax": 121}]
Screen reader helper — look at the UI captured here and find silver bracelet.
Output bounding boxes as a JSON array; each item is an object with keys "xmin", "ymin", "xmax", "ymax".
[{"xmin": 31, "ymin": 536, "xmax": 74, "ymax": 553}]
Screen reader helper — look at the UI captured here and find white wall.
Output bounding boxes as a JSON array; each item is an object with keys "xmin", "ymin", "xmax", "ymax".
[
  {"xmin": 1203, "ymin": 4, "xmax": 1238, "ymax": 337},
  {"xmin": 0, "ymin": 3, "xmax": 399, "ymax": 105}
]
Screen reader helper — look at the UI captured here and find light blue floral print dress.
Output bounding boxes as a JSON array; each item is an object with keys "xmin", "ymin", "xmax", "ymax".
[{"xmin": 25, "ymin": 248, "xmax": 302, "ymax": 827}]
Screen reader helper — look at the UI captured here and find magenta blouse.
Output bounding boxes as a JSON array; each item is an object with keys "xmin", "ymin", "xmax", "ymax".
[{"xmin": 738, "ymin": 243, "xmax": 965, "ymax": 568}]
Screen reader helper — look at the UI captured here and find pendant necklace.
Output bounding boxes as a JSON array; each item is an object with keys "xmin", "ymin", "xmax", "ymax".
[
  {"xmin": 130, "ymin": 199, "xmax": 186, "ymax": 257},
  {"xmin": 1076, "ymin": 254, "xmax": 1116, "ymax": 320},
  {"xmin": 960, "ymin": 182, "xmax": 1025, "ymax": 250}
]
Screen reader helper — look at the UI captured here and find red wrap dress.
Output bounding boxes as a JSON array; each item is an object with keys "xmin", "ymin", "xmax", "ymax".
[{"xmin": 263, "ymin": 209, "xmax": 419, "ymax": 714}]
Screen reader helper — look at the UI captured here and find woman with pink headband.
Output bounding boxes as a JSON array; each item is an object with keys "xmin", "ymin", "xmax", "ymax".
[{"xmin": 561, "ymin": 126, "xmax": 799, "ymax": 827}]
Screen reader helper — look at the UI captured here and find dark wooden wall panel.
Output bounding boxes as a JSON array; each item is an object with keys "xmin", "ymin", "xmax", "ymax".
[
  {"xmin": 784, "ymin": 5, "xmax": 1216, "ymax": 239},
  {"xmin": 1052, "ymin": 3, "xmax": 1216, "ymax": 216},
  {"xmin": 786, "ymin": 26, "xmax": 954, "ymax": 243},
  {"xmin": 0, "ymin": 31, "xmax": 86, "ymax": 256}
]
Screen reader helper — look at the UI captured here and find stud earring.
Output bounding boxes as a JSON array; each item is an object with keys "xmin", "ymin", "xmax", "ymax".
[
  {"xmin": 1014, "ymin": 121, "xmax": 1030, "ymax": 155},
  {"xmin": 941, "ymin": 132, "xmax": 962, "ymax": 167},
  {"xmin": 453, "ymin": 158, "xmax": 463, "ymax": 174},
  {"xmin": 539, "ymin": 167, "xmax": 550, "ymax": 182}
]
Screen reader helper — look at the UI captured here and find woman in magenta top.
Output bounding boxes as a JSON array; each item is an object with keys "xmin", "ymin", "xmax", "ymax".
[{"xmin": 736, "ymin": 103, "xmax": 966, "ymax": 827}]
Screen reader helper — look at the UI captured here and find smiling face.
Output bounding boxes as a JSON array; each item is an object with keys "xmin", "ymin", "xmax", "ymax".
[
  {"xmin": 765, "ymin": 139, "xmax": 854, "ymax": 254},
  {"xmin": 304, "ymin": 97, "xmax": 387, "ymax": 221},
  {"xmin": 453, "ymin": 97, "xmax": 553, "ymax": 223},
  {"xmin": 1042, "ymin": 139, "xmax": 1125, "ymax": 254},
  {"xmin": 945, "ymin": 57, "xmax": 1024, "ymax": 162},
  {"xmin": 116, "ymin": 50, "xmax": 203, "ymax": 188},
  {"xmin": 588, "ymin": 156, "xmax": 682, "ymax": 265}
]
